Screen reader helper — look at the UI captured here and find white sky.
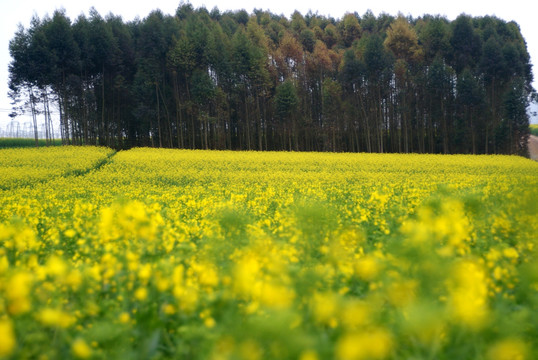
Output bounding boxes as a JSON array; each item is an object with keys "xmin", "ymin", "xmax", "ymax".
[{"xmin": 1, "ymin": 0, "xmax": 537, "ymax": 129}]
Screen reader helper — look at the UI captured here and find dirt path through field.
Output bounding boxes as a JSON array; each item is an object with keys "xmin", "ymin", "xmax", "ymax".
[{"xmin": 529, "ymin": 135, "xmax": 538, "ymax": 161}]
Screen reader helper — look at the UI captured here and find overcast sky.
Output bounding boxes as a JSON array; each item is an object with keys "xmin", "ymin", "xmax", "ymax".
[{"xmin": 1, "ymin": 0, "xmax": 537, "ymax": 130}]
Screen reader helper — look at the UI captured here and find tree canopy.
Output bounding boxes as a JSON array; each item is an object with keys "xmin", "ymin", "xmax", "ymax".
[{"xmin": 8, "ymin": 6, "xmax": 536, "ymax": 154}]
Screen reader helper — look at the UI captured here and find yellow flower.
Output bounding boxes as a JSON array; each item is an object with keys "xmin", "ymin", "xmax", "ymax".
[
  {"xmin": 71, "ymin": 338, "xmax": 92, "ymax": 359},
  {"xmin": 64, "ymin": 229, "xmax": 76, "ymax": 238},
  {"xmin": 6, "ymin": 272, "xmax": 32, "ymax": 315},
  {"xmin": 502, "ymin": 247, "xmax": 519, "ymax": 261},
  {"xmin": 447, "ymin": 260, "xmax": 489, "ymax": 329},
  {"xmin": 311, "ymin": 292, "xmax": 339, "ymax": 327},
  {"xmin": 336, "ymin": 328, "xmax": 392, "ymax": 360},
  {"xmin": 258, "ymin": 282, "xmax": 295, "ymax": 309},
  {"xmin": 0, "ymin": 255, "xmax": 8, "ymax": 274},
  {"xmin": 119, "ymin": 312, "xmax": 131, "ymax": 324},
  {"xmin": 487, "ymin": 338, "xmax": 528, "ymax": 360},
  {"xmin": 340, "ymin": 300, "xmax": 371, "ymax": 330},
  {"xmin": 233, "ymin": 257, "xmax": 261, "ymax": 296},
  {"xmin": 45, "ymin": 255, "xmax": 67, "ymax": 277},
  {"xmin": 299, "ymin": 350, "xmax": 319, "ymax": 360},
  {"xmin": 137, "ymin": 263, "xmax": 152, "ymax": 282},
  {"xmin": 162, "ymin": 304, "xmax": 176, "ymax": 315},
  {"xmin": 64, "ymin": 269, "xmax": 83, "ymax": 291},
  {"xmin": 36, "ymin": 308, "xmax": 76, "ymax": 328},
  {"xmin": 355, "ymin": 255, "xmax": 380, "ymax": 281},
  {"xmin": 134, "ymin": 287, "xmax": 148, "ymax": 301},
  {"xmin": 204, "ymin": 317, "xmax": 216, "ymax": 328},
  {"xmin": 0, "ymin": 318, "xmax": 16, "ymax": 357}
]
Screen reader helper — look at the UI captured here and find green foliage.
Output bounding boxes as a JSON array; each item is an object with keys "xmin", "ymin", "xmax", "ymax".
[
  {"xmin": 502, "ymin": 80, "xmax": 530, "ymax": 155},
  {"xmin": 0, "ymin": 138, "xmax": 62, "ymax": 148},
  {"xmin": 275, "ymin": 80, "xmax": 298, "ymax": 120},
  {"xmin": 190, "ymin": 69, "xmax": 215, "ymax": 105}
]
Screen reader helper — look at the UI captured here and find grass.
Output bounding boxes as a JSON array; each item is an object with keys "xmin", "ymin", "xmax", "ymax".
[
  {"xmin": 530, "ymin": 124, "xmax": 538, "ymax": 136},
  {"xmin": 0, "ymin": 138, "xmax": 62, "ymax": 148}
]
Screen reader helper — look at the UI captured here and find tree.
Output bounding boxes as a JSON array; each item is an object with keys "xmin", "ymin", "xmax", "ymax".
[
  {"xmin": 7, "ymin": 6, "xmax": 535, "ymax": 155},
  {"xmin": 275, "ymin": 80, "xmax": 298, "ymax": 150},
  {"xmin": 456, "ymin": 69, "xmax": 485, "ymax": 153},
  {"xmin": 449, "ymin": 15, "xmax": 482, "ymax": 74},
  {"xmin": 384, "ymin": 16, "xmax": 423, "ymax": 64},
  {"xmin": 340, "ymin": 13, "xmax": 361, "ymax": 47},
  {"xmin": 502, "ymin": 80, "xmax": 530, "ymax": 155},
  {"xmin": 191, "ymin": 69, "xmax": 215, "ymax": 149},
  {"xmin": 427, "ymin": 56, "xmax": 455, "ymax": 153},
  {"xmin": 363, "ymin": 34, "xmax": 393, "ymax": 152},
  {"xmin": 418, "ymin": 16, "xmax": 450, "ymax": 62},
  {"xmin": 322, "ymin": 78, "xmax": 342, "ymax": 151},
  {"xmin": 8, "ymin": 24, "xmax": 39, "ymax": 146},
  {"xmin": 480, "ymin": 36, "xmax": 505, "ymax": 153},
  {"xmin": 88, "ymin": 9, "xmax": 118, "ymax": 145}
]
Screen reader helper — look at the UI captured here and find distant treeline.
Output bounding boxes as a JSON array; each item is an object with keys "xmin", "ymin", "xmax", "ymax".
[{"xmin": 8, "ymin": 4, "xmax": 536, "ymax": 154}]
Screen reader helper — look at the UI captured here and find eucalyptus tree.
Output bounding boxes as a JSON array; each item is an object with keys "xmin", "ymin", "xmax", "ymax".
[
  {"xmin": 7, "ymin": 6, "xmax": 534, "ymax": 154},
  {"xmin": 384, "ymin": 16, "xmax": 423, "ymax": 152},
  {"xmin": 340, "ymin": 49, "xmax": 368, "ymax": 152},
  {"xmin": 363, "ymin": 34, "xmax": 393, "ymax": 152},
  {"xmin": 134, "ymin": 10, "xmax": 178, "ymax": 148},
  {"xmin": 449, "ymin": 15, "xmax": 482, "ymax": 75},
  {"xmin": 275, "ymin": 79, "xmax": 298, "ymax": 150},
  {"xmin": 480, "ymin": 35, "xmax": 505, "ymax": 153},
  {"xmin": 502, "ymin": 79, "xmax": 530, "ymax": 155},
  {"xmin": 9, "ymin": 16, "xmax": 62, "ymax": 146},
  {"xmin": 87, "ymin": 8, "xmax": 118, "ymax": 145},
  {"xmin": 455, "ymin": 68, "xmax": 486, "ymax": 153},
  {"xmin": 427, "ymin": 56, "xmax": 455, "ymax": 153},
  {"xmin": 8, "ymin": 24, "xmax": 38, "ymax": 146}
]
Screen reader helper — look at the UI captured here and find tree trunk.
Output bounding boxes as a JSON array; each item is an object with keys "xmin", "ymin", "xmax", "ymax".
[
  {"xmin": 29, "ymin": 88, "xmax": 39, "ymax": 147},
  {"xmin": 101, "ymin": 65, "xmax": 106, "ymax": 146},
  {"xmin": 156, "ymin": 82, "xmax": 162, "ymax": 148}
]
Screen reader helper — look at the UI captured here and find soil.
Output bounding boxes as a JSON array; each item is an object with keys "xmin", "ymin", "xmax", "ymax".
[{"xmin": 529, "ymin": 135, "xmax": 538, "ymax": 161}]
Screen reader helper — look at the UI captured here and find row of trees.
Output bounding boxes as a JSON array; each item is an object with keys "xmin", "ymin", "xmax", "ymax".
[{"xmin": 8, "ymin": 3, "xmax": 535, "ymax": 154}]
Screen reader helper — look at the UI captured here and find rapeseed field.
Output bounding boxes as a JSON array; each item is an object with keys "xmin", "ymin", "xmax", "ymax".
[{"xmin": 0, "ymin": 147, "xmax": 537, "ymax": 359}]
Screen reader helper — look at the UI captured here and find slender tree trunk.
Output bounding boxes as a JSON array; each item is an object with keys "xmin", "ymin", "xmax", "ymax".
[
  {"xmin": 257, "ymin": 91, "xmax": 262, "ymax": 151},
  {"xmin": 173, "ymin": 73, "xmax": 183, "ymax": 148},
  {"xmin": 490, "ymin": 79, "xmax": 495, "ymax": 154},
  {"xmin": 184, "ymin": 75, "xmax": 195, "ymax": 149},
  {"xmin": 442, "ymin": 98, "xmax": 448, "ymax": 154},
  {"xmin": 43, "ymin": 90, "xmax": 50, "ymax": 144},
  {"xmin": 101, "ymin": 66, "xmax": 106, "ymax": 146},
  {"xmin": 357, "ymin": 90, "xmax": 371, "ymax": 153},
  {"xmin": 44, "ymin": 91, "xmax": 54, "ymax": 144},
  {"xmin": 58, "ymin": 96, "xmax": 66, "ymax": 144},
  {"xmin": 156, "ymin": 82, "xmax": 162, "ymax": 148},
  {"xmin": 469, "ymin": 108, "xmax": 476, "ymax": 154},
  {"xmin": 157, "ymin": 82, "xmax": 173, "ymax": 148},
  {"xmin": 244, "ymin": 89, "xmax": 251, "ymax": 150},
  {"xmin": 263, "ymin": 97, "xmax": 268, "ymax": 151},
  {"xmin": 378, "ymin": 86, "xmax": 384, "ymax": 153},
  {"xmin": 29, "ymin": 88, "xmax": 39, "ymax": 147}
]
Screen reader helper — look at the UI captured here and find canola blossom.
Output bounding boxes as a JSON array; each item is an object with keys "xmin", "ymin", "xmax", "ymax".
[{"xmin": 0, "ymin": 147, "xmax": 537, "ymax": 359}]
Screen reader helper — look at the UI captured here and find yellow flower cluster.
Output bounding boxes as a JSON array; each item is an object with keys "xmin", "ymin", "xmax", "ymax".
[
  {"xmin": 0, "ymin": 147, "xmax": 537, "ymax": 359},
  {"xmin": 0, "ymin": 146, "xmax": 114, "ymax": 190}
]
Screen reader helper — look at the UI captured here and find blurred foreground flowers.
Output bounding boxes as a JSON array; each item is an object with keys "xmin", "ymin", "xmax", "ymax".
[{"xmin": 0, "ymin": 147, "xmax": 537, "ymax": 359}]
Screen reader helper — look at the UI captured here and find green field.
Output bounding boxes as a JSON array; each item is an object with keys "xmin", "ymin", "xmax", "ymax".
[
  {"xmin": 0, "ymin": 138, "xmax": 62, "ymax": 148},
  {"xmin": 1, "ymin": 146, "xmax": 537, "ymax": 359}
]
